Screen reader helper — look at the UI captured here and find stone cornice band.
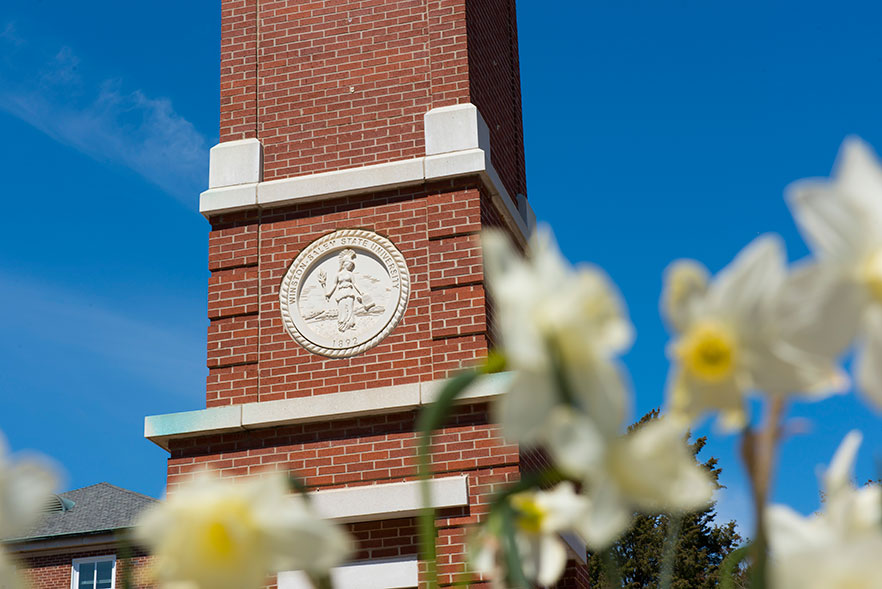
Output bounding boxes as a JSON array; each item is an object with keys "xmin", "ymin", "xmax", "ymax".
[
  {"xmin": 144, "ymin": 372, "xmax": 512, "ymax": 450},
  {"xmin": 200, "ymin": 104, "xmax": 535, "ymax": 244}
]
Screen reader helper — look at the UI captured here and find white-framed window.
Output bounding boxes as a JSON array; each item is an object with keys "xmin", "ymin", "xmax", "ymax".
[{"xmin": 71, "ymin": 555, "xmax": 116, "ymax": 589}]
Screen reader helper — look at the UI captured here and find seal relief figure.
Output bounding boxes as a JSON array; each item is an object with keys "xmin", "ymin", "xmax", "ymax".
[
  {"xmin": 279, "ymin": 229, "xmax": 410, "ymax": 357},
  {"xmin": 317, "ymin": 248, "xmax": 377, "ymax": 333}
]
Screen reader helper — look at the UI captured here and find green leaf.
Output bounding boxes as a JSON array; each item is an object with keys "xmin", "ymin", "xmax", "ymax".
[
  {"xmin": 498, "ymin": 502, "xmax": 530, "ymax": 588},
  {"xmin": 416, "ymin": 369, "xmax": 482, "ymax": 434},
  {"xmin": 417, "ymin": 367, "xmax": 483, "ymax": 589},
  {"xmin": 719, "ymin": 544, "xmax": 751, "ymax": 589}
]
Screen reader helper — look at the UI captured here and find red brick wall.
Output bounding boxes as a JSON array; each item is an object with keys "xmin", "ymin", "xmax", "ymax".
[
  {"xmin": 559, "ymin": 560, "xmax": 593, "ymax": 589},
  {"xmin": 220, "ymin": 0, "xmax": 258, "ymax": 141},
  {"xmin": 466, "ymin": 0, "xmax": 526, "ymax": 200},
  {"xmin": 21, "ymin": 549, "xmax": 151, "ymax": 589},
  {"xmin": 205, "ymin": 181, "xmax": 499, "ymax": 407},
  {"xmin": 218, "ymin": 0, "xmax": 525, "ymax": 201},
  {"xmin": 194, "ymin": 1, "xmax": 543, "ymax": 586},
  {"xmin": 348, "ymin": 518, "xmax": 419, "ymax": 561},
  {"xmin": 168, "ymin": 404, "xmax": 518, "ymax": 587}
]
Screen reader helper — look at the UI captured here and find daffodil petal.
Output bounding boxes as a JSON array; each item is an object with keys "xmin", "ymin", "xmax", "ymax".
[
  {"xmin": 609, "ymin": 418, "xmax": 713, "ymax": 513},
  {"xmin": 544, "ymin": 409, "xmax": 605, "ymax": 479},
  {"xmin": 823, "ymin": 430, "xmax": 862, "ymax": 500},
  {"xmin": 481, "ymin": 230, "xmax": 522, "ymax": 294},
  {"xmin": 836, "ymin": 137, "xmax": 882, "ymax": 223},
  {"xmin": 495, "ymin": 371, "xmax": 559, "ymax": 445},
  {"xmin": 748, "ymin": 336, "xmax": 846, "ymax": 398},
  {"xmin": 788, "ymin": 179, "xmax": 869, "ymax": 262},
  {"xmin": 777, "ymin": 261, "xmax": 864, "ymax": 360},
  {"xmin": 766, "ymin": 504, "xmax": 832, "ymax": 557},
  {"xmin": 707, "ymin": 234, "xmax": 786, "ymax": 324},
  {"xmin": 0, "ymin": 549, "xmax": 23, "ymax": 589},
  {"xmin": 767, "ymin": 423, "xmax": 882, "ymax": 589},
  {"xmin": 1, "ymin": 460, "xmax": 57, "ymax": 537},
  {"xmin": 528, "ymin": 224, "xmax": 572, "ymax": 286},
  {"xmin": 575, "ymin": 479, "xmax": 631, "ymax": 550},
  {"xmin": 567, "ymin": 358, "xmax": 630, "ymax": 438},
  {"xmin": 135, "ymin": 474, "xmax": 351, "ymax": 589},
  {"xmin": 535, "ymin": 534, "xmax": 568, "ymax": 587},
  {"xmin": 666, "ymin": 369, "xmax": 745, "ymax": 432},
  {"xmin": 856, "ymin": 308, "xmax": 882, "ymax": 411},
  {"xmin": 661, "ymin": 259, "xmax": 709, "ymax": 334},
  {"xmin": 535, "ymin": 482, "xmax": 589, "ymax": 533},
  {"xmin": 845, "ymin": 485, "xmax": 882, "ymax": 533}
]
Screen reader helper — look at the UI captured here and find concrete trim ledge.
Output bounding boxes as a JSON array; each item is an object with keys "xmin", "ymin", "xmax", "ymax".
[
  {"xmin": 258, "ymin": 158, "xmax": 425, "ymax": 207},
  {"xmin": 199, "ymin": 103, "xmax": 534, "ymax": 242},
  {"xmin": 145, "ymin": 373, "xmax": 512, "ymax": 450},
  {"xmin": 311, "ymin": 475, "xmax": 469, "ymax": 523},
  {"xmin": 279, "ymin": 557, "xmax": 419, "ymax": 589}
]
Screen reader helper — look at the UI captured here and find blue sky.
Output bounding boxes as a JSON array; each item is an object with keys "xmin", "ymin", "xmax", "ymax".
[{"xmin": 2, "ymin": 0, "xmax": 882, "ymax": 536}]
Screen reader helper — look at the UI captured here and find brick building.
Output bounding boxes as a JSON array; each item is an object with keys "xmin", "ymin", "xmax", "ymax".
[
  {"xmin": 144, "ymin": 1, "xmax": 588, "ymax": 586},
  {"xmin": 6, "ymin": 483, "xmax": 154, "ymax": 589}
]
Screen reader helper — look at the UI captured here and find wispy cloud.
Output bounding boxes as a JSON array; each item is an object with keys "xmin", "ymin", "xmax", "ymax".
[
  {"xmin": 0, "ymin": 271, "xmax": 204, "ymax": 396},
  {"xmin": 0, "ymin": 22, "xmax": 24, "ymax": 47},
  {"xmin": 0, "ymin": 23, "xmax": 208, "ymax": 206}
]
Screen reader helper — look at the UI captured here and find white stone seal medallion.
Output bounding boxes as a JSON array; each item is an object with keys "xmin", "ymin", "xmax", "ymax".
[{"xmin": 279, "ymin": 229, "xmax": 410, "ymax": 357}]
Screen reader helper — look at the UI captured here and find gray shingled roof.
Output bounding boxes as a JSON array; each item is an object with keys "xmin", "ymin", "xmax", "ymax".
[{"xmin": 6, "ymin": 482, "xmax": 157, "ymax": 542}]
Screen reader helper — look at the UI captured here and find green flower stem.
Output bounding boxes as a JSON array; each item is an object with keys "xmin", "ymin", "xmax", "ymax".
[
  {"xmin": 416, "ymin": 369, "xmax": 482, "ymax": 589},
  {"xmin": 741, "ymin": 396, "xmax": 787, "ymax": 589},
  {"xmin": 658, "ymin": 513, "xmax": 682, "ymax": 589},
  {"xmin": 601, "ymin": 546, "xmax": 622, "ymax": 589},
  {"xmin": 719, "ymin": 544, "xmax": 751, "ymax": 589},
  {"xmin": 498, "ymin": 503, "xmax": 530, "ymax": 588}
]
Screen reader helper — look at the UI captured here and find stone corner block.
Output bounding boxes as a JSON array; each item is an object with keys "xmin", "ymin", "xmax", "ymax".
[
  {"xmin": 424, "ymin": 103, "xmax": 491, "ymax": 157},
  {"xmin": 208, "ymin": 138, "xmax": 264, "ymax": 189}
]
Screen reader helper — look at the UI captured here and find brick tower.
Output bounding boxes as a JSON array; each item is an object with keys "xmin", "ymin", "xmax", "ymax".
[{"xmin": 145, "ymin": 1, "xmax": 586, "ymax": 586}]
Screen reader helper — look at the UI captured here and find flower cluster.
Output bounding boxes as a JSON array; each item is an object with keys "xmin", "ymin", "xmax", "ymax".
[
  {"xmin": 785, "ymin": 138, "xmax": 882, "ymax": 409},
  {"xmin": 658, "ymin": 139, "xmax": 882, "ymax": 431},
  {"xmin": 135, "ymin": 473, "xmax": 352, "ymax": 589},
  {"xmin": 767, "ymin": 431, "xmax": 882, "ymax": 588},
  {"xmin": 478, "ymin": 227, "xmax": 714, "ymax": 584},
  {"xmin": 475, "ymin": 137, "xmax": 882, "ymax": 587},
  {"xmin": 471, "ymin": 483, "xmax": 587, "ymax": 586},
  {"xmin": 662, "ymin": 234, "xmax": 844, "ymax": 430}
]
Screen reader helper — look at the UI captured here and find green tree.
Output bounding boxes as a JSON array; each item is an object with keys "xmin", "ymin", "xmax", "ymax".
[{"xmin": 586, "ymin": 410, "xmax": 745, "ymax": 588}]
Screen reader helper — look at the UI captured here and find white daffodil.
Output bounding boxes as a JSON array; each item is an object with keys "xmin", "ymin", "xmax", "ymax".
[
  {"xmin": 767, "ymin": 431, "xmax": 882, "ymax": 588},
  {"xmin": 0, "ymin": 433, "xmax": 58, "ymax": 589},
  {"xmin": 471, "ymin": 482, "xmax": 587, "ymax": 587},
  {"xmin": 785, "ymin": 137, "xmax": 882, "ymax": 409},
  {"xmin": 662, "ymin": 235, "xmax": 842, "ymax": 430},
  {"xmin": 483, "ymin": 226, "xmax": 633, "ymax": 449},
  {"xmin": 135, "ymin": 473, "xmax": 352, "ymax": 589},
  {"xmin": 575, "ymin": 417, "xmax": 714, "ymax": 549}
]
